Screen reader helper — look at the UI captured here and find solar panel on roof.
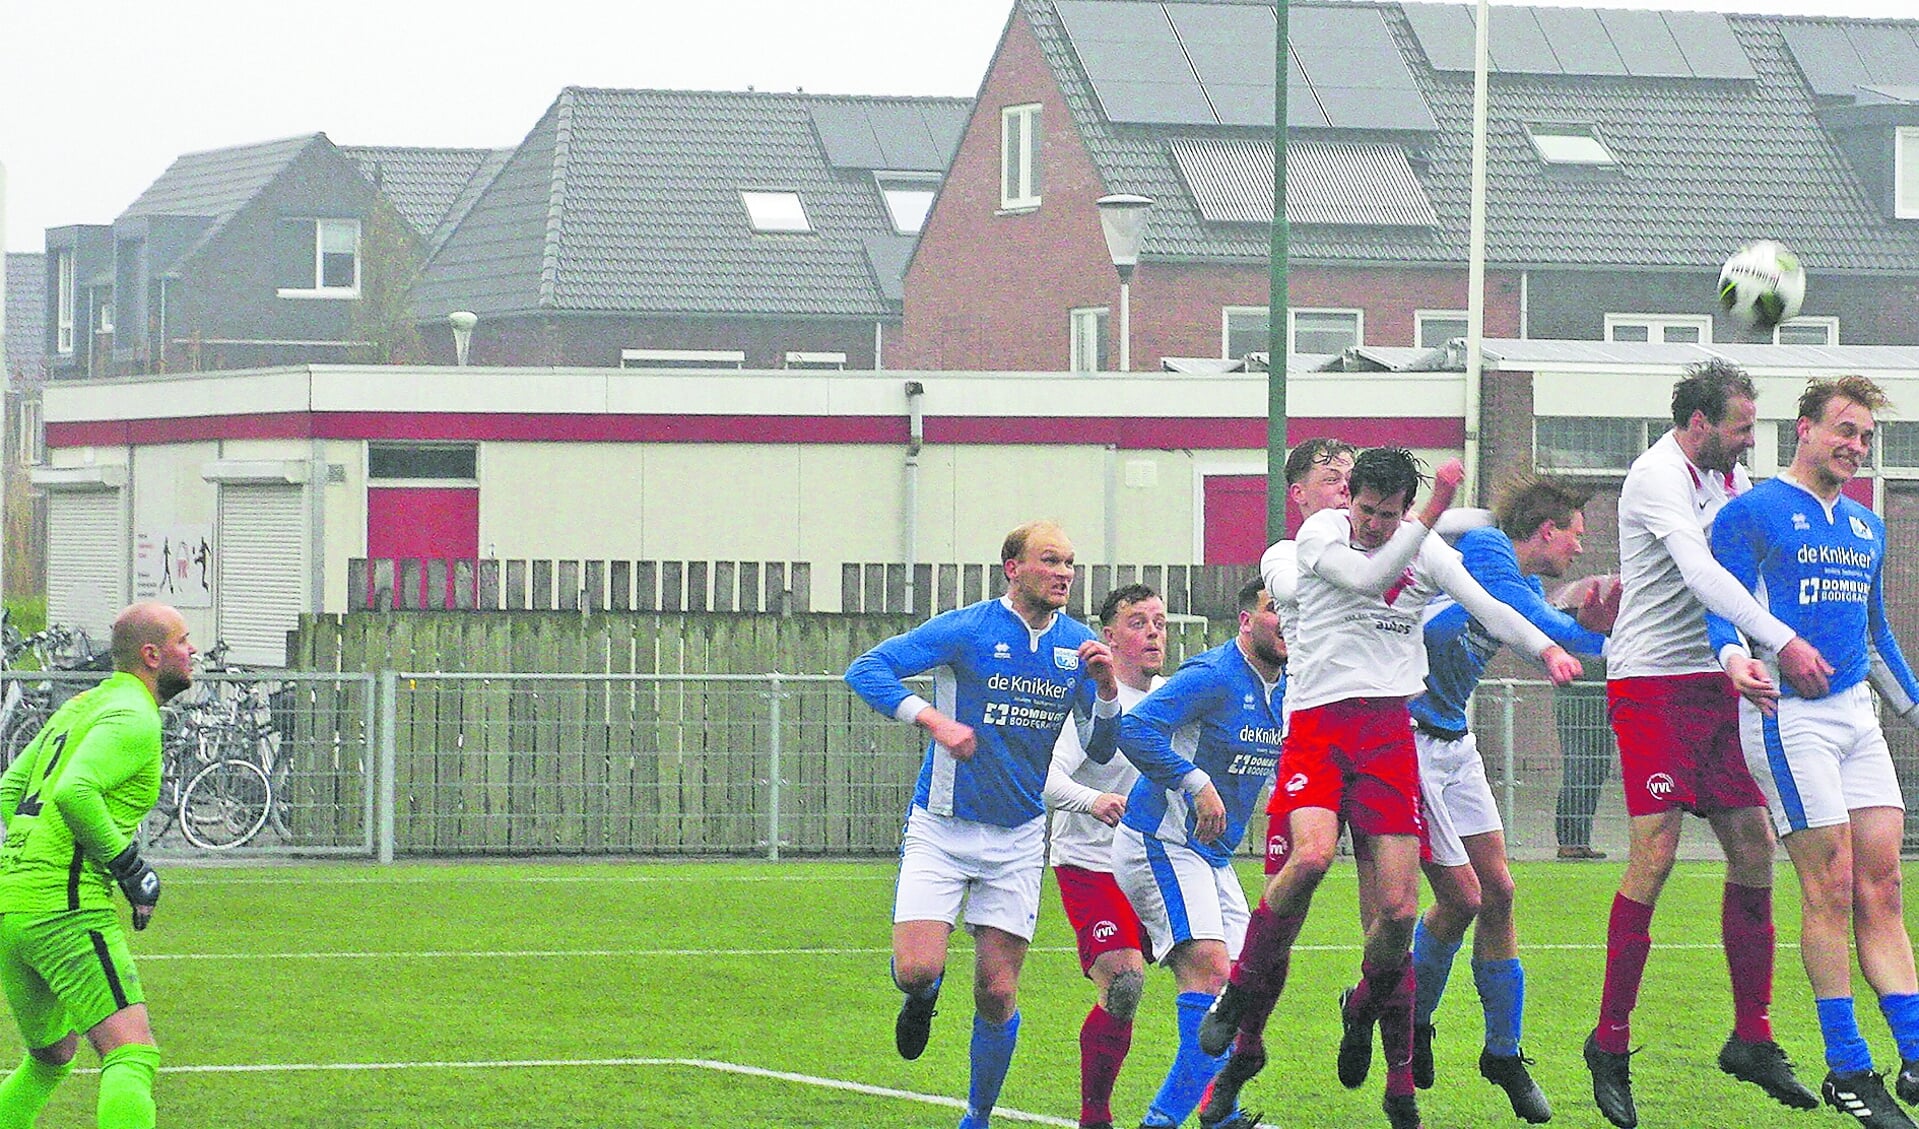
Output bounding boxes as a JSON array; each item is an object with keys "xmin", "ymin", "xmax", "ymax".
[
  {"xmin": 1292, "ymin": 6, "xmax": 1437, "ymax": 130},
  {"xmin": 1663, "ymin": 11, "xmax": 1755, "ymax": 81},
  {"xmin": 1488, "ymin": 7, "xmax": 1563, "ymax": 75},
  {"xmin": 1536, "ymin": 8, "xmax": 1626, "ymax": 77},
  {"xmin": 1165, "ymin": 2, "xmax": 1271, "ymax": 48},
  {"xmin": 1596, "ymin": 9, "xmax": 1690, "ymax": 78},
  {"xmin": 1780, "ymin": 24, "xmax": 1866, "ymax": 97},
  {"xmin": 1095, "ymin": 80, "xmax": 1219, "ymax": 125},
  {"xmin": 1184, "ymin": 33, "xmax": 1276, "ymax": 88},
  {"xmin": 1401, "ymin": 2, "xmax": 1478, "ymax": 72},
  {"xmin": 809, "ymin": 104, "xmax": 887, "ymax": 170},
  {"xmin": 1210, "ymin": 83, "xmax": 1282, "ymax": 128},
  {"xmin": 1846, "ymin": 25, "xmax": 1919, "ymax": 87},
  {"xmin": 864, "ymin": 103, "xmax": 943, "ymax": 172}
]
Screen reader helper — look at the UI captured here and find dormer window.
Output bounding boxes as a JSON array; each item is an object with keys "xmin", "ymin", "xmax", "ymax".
[
  {"xmin": 1899, "ymin": 127, "xmax": 1919, "ymax": 219},
  {"xmin": 876, "ymin": 174, "xmax": 938, "ymax": 234},
  {"xmin": 1525, "ymin": 123, "xmax": 1616, "ymax": 167},
  {"xmin": 742, "ymin": 191, "xmax": 811, "ymax": 233}
]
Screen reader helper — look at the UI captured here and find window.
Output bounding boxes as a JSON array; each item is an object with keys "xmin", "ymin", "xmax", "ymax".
[
  {"xmin": 1535, "ymin": 417, "xmax": 1662, "ymax": 472},
  {"xmin": 620, "ymin": 348, "xmax": 746, "ymax": 370},
  {"xmin": 1525, "ymin": 123, "xmax": 1616, "ymax": 166},
  {"xmin": 1069, "ymin": 307, "xmax": 1109, "ymax": 373},
  {"xmin": 1605, "ymin": 313, "xmax": 1712, "ymax": 344},
  {"xmin": 1879, "ymin": 421, "xmax": 1919, "ymax": 468},
  {"xmin": 1001, "ymin": 104, "xmax": 1042, "ymax": 210},
  {"xmin": 1416, "ymin": 310, "xmax": 1469, "ymax": 348},
  {"xmin": 1290, "ymin": 308, "xmax": 1362, "ymax": 355},
  {"xmin": 1899, "ymin": 127, "xmax": 1919, "ymax": 220},
  {"xmin": 277, "ymin": 218, "xmax": 360, "ymax": 296},
  {"xmin": 1775, "ymin": 317, "xmax": 1838, "ymax": 345},
  {"xmin": 1223, "ymin": 307, "xmax": 1269, "ymax": 359},
  {"xmin": 17, "ymin": 398, "xmax": 42, "ymax": 465},
  {"xmin": 876, "ymin": 174, "xmax": 938, "ymax": 234},
  {"xmin": 368, "ymin": 443, "xmax": 478, "ymax": 482},
  {"xmin": 741, "ymin": 191, "xmax": 811, "ymax": 233},
  {"xmin": 95, "ymin": 288, "xmax": 114, "ymax": 336},
  {"xmin": 54, "ymin": 250, "xmax": 73, "ymax": 354}
]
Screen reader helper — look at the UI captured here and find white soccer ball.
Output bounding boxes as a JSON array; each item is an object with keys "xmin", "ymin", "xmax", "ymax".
[{"xmin": 1717, "ymin": 241, "xmax": 1806, "ymax": 331}]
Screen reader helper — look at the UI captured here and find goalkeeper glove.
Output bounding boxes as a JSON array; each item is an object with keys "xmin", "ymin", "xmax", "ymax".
[{"xmin": 107, "ymin": 842, "xmax": 160, "ymax": 930}]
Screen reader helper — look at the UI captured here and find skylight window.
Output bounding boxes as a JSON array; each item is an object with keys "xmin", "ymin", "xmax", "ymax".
[
  {"xmin": 876, "ymin": 174, "xmax": 939, "ymax": 234},
  {"xmin": 742, "ymin": 191, "xmax": 811, "ymax": 233},
  {"xmin": 1525, "ymin": 123, "xmax": 1616, "ymax": 166}
]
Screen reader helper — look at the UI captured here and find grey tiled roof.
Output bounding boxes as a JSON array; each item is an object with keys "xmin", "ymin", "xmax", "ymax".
[
  {"xmin": 1024, "ymin": 0, "xmax": 1919, "ymax": 272},
  {"xmin": 119, "ymin": 134, "xmax": 318, "ymax": 223},
  {"xmin": 413, "ymin": 87, "xmax": 971, "ymax": 319},
  {"xmin": 340, "ymin": 146, "xmax": 509, "ymax": 248},
  {"xmin": 4, "ymin": 252, "xmax": 47, "ymax": 386}
]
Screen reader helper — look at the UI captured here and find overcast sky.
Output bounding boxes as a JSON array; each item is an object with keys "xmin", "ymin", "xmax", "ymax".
[{"xmin": 2, "ymin": 0, "xmax": 1913, "ymax": 253}]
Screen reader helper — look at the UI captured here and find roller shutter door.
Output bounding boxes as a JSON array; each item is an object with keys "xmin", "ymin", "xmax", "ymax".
[
  {"xmin": 46, "ymin": 490, "xmax": 126, "ymax": 642},
  {"xmin": 216, "ymin": 484, "xmax": 306, "ymax": 667}
]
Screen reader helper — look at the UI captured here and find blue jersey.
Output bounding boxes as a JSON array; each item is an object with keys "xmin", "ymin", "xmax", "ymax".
[
  {"xmin": 1410, "ymin": 527, "xmax": 1608, "ymax": 734},
  {"xmin": 1707, "ymin": 476, "xmax": 1919, "ymax": 703},
  {"xmin": 845, "ymin": 597, "xmax": 1117, "ymax": 827},
  {"xmin": 1117, "ymin": 640, "xmax": 1284, "ymax": 867}
]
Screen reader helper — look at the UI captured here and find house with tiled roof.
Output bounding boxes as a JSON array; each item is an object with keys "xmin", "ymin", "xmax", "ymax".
[
  {"xmin": 43, "ymin": 134, "xmax": 498, "ymax": 378},
  {"xmin": 896, "ymin": 0, "xmax": 1919, "ymax": 373},
  {"xmin": 5, "ymin": 252, "xmax": 46, "ymax": 389},
  {"xmin": 409, "ymin": 86, "xmax": 971, "ymax": 369}
]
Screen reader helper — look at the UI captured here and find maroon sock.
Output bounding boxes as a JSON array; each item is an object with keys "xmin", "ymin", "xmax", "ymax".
[
  {"xmin": 1346, "ymin": 956, "xmax": 1402, "ymax": 1019},
  {"xmin": 1724, "ymin": 883, "xmax": 1776, "ymax": 1044},
  {"xmin": 1079, "ymin": 1004, "xmax": 1132, "ymax": 1126},
  {"xmin": 1595, "ymin": 893, "xmax": 1656, "ymax": 1054},
  {"xmin": 1233, "ymin": 905, "xmax": 1305, "ymax": 999},
  {"xmin": 1375, "ymin": 960, "xmax": 1418, "ymax": 1097},
  {"xmin": 1234, "ymin": 990, "xmax": 1281, "ymax": 1054}
]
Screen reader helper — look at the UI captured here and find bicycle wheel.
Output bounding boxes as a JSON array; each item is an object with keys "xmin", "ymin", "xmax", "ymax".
[
  {"xmin": 179, "ymin": 758, "xmax": 271, "ymax": 850},
  {"xmin": 0, "ymin": 706, "xmax": 48, "ymax": 771}
]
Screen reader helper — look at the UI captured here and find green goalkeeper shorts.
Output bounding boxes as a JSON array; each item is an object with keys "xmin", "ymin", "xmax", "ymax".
[{"xmin": 0, "ymin": 909, "xmax": 145, "ymax": 1047}]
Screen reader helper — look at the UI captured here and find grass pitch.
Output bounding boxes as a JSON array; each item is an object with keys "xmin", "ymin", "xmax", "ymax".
[{"xmin": 3, "ymin": 857, "xmax": 1909, "ymax": 1128}]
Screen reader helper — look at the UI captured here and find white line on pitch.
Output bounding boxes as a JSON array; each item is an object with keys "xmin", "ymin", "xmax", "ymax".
[
  {"xmin": 114, "ymin": 1056, "xmax": 1076, "ymax": 1126},
  {"xmin": 168, "ymin": 871, "xmax": 894, "ymax": 886}
]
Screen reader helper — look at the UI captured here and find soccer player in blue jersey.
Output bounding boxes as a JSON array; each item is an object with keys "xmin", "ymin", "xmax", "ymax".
[
  {"xmin": 845, "ymin": 520, "xmax": 1120, "ymax": 1129},
  {"xmin": 1402, "ymin": 474, "xmax": 1617, "ymax": 1124},
  {"xmin": 1707, "ymin": 376, "xmax": 1919, "ymax": 1129},
  {"xmin": 1112, "ymin": 578, "xmax": 1285, "ymax": 1129}
]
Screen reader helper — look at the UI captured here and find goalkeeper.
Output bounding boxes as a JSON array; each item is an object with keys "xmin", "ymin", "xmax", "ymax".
[{"xmin": 0, "ymin": 601, "xmax": 193, "ymax": 1129}]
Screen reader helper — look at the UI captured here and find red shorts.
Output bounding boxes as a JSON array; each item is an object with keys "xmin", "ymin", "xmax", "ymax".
[
  {"xmin": 1608, "ymin": 673, "xmax": 1766, "ymax": 817},
  {"xmin": 1266, "ymin": 697, "xmax": 1422, "ymax": 838},
  {"xmin": 1053, "ymin": 864, "xmax": 1148, "ymax": 972}
]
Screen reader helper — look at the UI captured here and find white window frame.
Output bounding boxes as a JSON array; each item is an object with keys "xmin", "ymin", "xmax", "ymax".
[
  {"xmin": 277, "ymin": 218, "xmax": 361, "ymax": 299},
  {"xmin": 1774, "ymin": 316, "xmax": 1839, "ymax": 346},
  {"xmin": 1289, "ymin": 307, "xmax": 1363, "ymax": 355},
  {"xmin": 741, "ymin": 190, "xmax": 812, "ymax": 233},
  {"xmin": 1001, "ymin": 103, "xmax": 1042, "ymax": 211},
  {"xmin": 620, "ymin": 348, "xmax": 747, "ymax": 371},
  {"xmin": 55, "ymin": 250, "xmax": 74, "ymax": 354},
  {"xmin": 17, "ymin": 397, "xmax": 43, "ymax": 465},
  {"xmin": 1899, "ymin": 127, "xmax": 1919, "ymax": 220},
  {"xmin": 874, "ymin": 173, "xmax": 939, "ymax": 235},
  {"xmin": 1221, "ymin": 306, "xmax": 1269, "ymax": 359},
  {"xmin": 1069, "ymin": 306, "xmax": 1108, "ymax": 373},
  {"xmin": 1415, "ymin": 309, "xmax": 1469, "ymax": 348},
  {"xmin": 782, "ymin": 351, "xmax": 847, "ymax": 371},
  {"xmin": 94, "ymin": 287, "xmax": 114, "ymax": 335},
  {"xmin": 1604, "ymin": 313, "xmax": 1713, "ymax": 344},
  {"xmin": 1525, "ymin": 123, "xmax": 1617, "ymax": 166}
]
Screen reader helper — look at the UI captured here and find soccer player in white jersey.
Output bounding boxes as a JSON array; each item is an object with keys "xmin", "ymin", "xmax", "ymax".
[
  {"xmin": 1044, "ymin": 583, "xmax": 1167, "ymax": 1129},
  {"xmin": 1583, "ymin": 360, "xmax": 1832, "ymax": 1129},
  {"xmin": 1208, "ymin": 448, "xmax": 1580, "ymax": 1129},
  {"xmin": 845, "ymin": 521, "xmax": 1120, "ymax": 1129},
  {"xmin": 1707, "ymin": 376, "xmax": 1919, "ymax": 1129}
]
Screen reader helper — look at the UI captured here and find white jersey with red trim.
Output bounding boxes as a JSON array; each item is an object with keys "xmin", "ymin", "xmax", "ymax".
[
  {"xmin": 1289, "ymin": 509, "xmax": 1448, "ymax": 713},
  {"xmin": 1611, "ymin": 431, "xmax": 1750, "ymax": 677}
]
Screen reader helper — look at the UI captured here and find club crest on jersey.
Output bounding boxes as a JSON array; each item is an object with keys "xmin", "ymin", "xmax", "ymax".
[
  {"xmin": 993, "ymin": 642, "xmax": 1012, "ymax": 660},
  {"xmin": 1053, "ymin": 646, "xmax": 1080, "ymax": 671},
  {"xmin": 1851, "ymin": 516, "xmax": 1874, "ymax": 540},
  {"xmin": 1791, "ymin": 513, "xmax": 1810, "ymax": 531}
]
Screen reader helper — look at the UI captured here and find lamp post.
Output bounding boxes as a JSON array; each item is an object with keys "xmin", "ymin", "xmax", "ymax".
[
  {"xmin": 1095, "ymin": 194, "xmax": 1154, "ymax": 372},
  {"xmin": 448, "ymin": 311, "xmax": 477, "ymax": 367}
]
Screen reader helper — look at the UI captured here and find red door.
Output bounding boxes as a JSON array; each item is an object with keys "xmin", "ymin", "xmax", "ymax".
[
  {"xmin": 367, "ymin": 487, "xmax": 479, "ymax": 608},
  {"xmin": 1201, "ymin": 475, "xmax": 1270, "ymax": 565}
]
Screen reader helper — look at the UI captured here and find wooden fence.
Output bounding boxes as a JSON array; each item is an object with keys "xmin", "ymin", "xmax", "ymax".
[{"xmin": 348, "ymin": 558, "xmax": 1262, "ymax": 619}]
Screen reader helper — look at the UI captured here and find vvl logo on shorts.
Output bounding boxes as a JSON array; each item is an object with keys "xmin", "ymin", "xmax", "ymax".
[
  {"xmin": 1053, "ymin": 647, "xmax": 1080, "ymax": 671},
  {"xmin": 1646, "ymin": 772, "xmax": 1676, "ymax": 798},
  {"xmin": 1284, "ymin": 772, "xmax": 1309, "ymax": 794},
  {"xmin": 1092, "ymin": 920, "xmax": 1117, "ymax": 942}
]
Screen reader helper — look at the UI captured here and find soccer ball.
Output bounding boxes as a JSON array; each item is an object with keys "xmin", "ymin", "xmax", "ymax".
[{"xmin": 1717, "ymin": 241, "xmax": 1806, "ymax": 331}]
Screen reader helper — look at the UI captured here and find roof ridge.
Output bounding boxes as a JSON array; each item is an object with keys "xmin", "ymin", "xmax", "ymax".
[
  {"xmin": 541, "ymin": 89, "xmax": 577, "ymax": 311},
  {"xmin": 561, "ymin": 83, "xmax": 970, "ymax": 105}
]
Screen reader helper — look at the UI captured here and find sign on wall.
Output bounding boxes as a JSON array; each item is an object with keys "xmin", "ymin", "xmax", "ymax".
[{"xmin": 134, "ymin": 525, "xmax": 214, "ymax": 608}]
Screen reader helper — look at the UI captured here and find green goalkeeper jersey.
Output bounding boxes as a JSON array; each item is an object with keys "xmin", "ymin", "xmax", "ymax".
[{"xmin": 0, "ymin": 673, "xmax": 162, "ymax": 914}]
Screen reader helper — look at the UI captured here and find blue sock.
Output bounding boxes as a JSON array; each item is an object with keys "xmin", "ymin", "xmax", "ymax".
[
  {"xmin": 1472, "ymin": 958, "xmax": 1525, "ymax": 1057},
  {"xmin": 1820, "ymin": 997, "xmax": 1875, "ymax": 1073},
  {"xmin": 1143, "ymin": 991, "xmax": 1231, "ymax": 1128},
  {"xmin": 1413, "ymin": 919, "xmax": 1463, "ymax": 1026},
  {"xmin": 1879, "ymin": 993, "xmax": 1919, "ymax": 1064},
  {"xmin": 961, "ymin": 1011, "xmax": 1020, "ymax": 1128}
]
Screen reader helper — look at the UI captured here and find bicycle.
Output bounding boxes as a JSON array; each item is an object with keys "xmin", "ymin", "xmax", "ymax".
[{"xmin": 146, "ymin": 691, "xmax": 272, "ymax": 850}]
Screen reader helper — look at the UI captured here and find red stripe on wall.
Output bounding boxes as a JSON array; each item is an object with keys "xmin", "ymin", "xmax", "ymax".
[{"xmin": 47, "ymin": 412, "xmax": 1465, "ymax": 451}]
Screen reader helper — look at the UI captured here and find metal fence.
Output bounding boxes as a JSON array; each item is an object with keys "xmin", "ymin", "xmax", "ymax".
[{"xmin": 7, "ymin": 670, "xmax": 1919, "ymax": 861}]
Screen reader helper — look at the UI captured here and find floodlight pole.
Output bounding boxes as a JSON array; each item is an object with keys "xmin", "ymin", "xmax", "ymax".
[
  {"xmin": 1267, "ymin": 0, "xmax": 1292, "ymax": 541},
  {"xmin": 1463, "ymin": 0, "xmax": 1492, "ymax": 501}
]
